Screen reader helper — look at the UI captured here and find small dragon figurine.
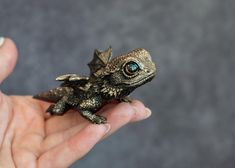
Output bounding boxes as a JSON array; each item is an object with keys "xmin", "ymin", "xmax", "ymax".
[{"xmin": 34, "ymin": 47, "xmax": 156, "ymax": 124}]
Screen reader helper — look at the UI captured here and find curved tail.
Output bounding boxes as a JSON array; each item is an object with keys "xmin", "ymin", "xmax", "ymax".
[{"xmin": 33, "ymin": 87, "xmax": 73, "ymax": 103}]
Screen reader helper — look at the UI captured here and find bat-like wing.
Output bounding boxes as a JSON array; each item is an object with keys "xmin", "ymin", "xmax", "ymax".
[{"xmin": 88, "ymin": 46, "xmax": 112, "ymax": 76}]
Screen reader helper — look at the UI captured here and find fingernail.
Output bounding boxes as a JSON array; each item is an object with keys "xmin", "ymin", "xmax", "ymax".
[
  {"xmin": 0, "ymin": 37, "xmax": 5, "ymax": 47},
  {"xmin": 103, "ymin": 124, "xmax": 111, "ymax": 134},
  {"xmin": 145, "ymin": 108, "xmax": 152, "ymax": 118}
]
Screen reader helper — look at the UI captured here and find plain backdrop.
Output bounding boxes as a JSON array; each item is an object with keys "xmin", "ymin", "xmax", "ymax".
[{"xmin": 0, "ymin": 0, "xmax": 235, "ymax": 168}]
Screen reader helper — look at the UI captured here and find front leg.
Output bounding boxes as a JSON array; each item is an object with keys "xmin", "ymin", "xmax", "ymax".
[{"xmin": 80, "ymin": 110, "xmax": 107, "ymax": 124}]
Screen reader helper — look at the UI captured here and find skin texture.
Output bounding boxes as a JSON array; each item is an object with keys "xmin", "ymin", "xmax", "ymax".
[
  {"xmin": 34, "ymin": 47, "xmax": 156, "ymax": 124},
  {"xmin": 0, "ymin": 38, "xmax": 152, "ymax": 168}
]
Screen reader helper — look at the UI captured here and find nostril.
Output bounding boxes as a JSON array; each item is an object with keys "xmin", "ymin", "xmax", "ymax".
[{"xmin": 146, "ymin": 70, "xmax": 151, "ymax": 73}]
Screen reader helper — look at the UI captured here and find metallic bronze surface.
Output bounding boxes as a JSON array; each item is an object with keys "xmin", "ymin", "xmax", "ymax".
[{"xmin": 34, "ymin": 47, "xmax": 156, "ymax": 124}]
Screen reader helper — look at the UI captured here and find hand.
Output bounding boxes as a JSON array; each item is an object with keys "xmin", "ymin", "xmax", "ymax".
[{"xmin": 0, "ymin": 38, "xmax": 152, "ymax": 168}]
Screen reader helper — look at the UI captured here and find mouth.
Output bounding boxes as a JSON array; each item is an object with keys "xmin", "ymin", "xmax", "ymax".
[{"xmin": 125, "ymin": 72, "xmax": 156, "ymax": 87}]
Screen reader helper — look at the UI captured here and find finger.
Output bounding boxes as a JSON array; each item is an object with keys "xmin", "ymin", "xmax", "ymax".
[
  {"xmin": 41, "ymin": 103, "xmax": 118, "ymax": 151},
  {"xmin": 45, "ymin": 110, "xmax": 86, "ymax": 135},
  {"xmin": 0, "ymin": 38, "xmax": 18, "ymax": 84},
  {"xmin": 28, "ymin": 97, "xmax": 60, "ymax": 120},
  {"xmin": 41, "ymin": 123, "xmax": 87, "ymax": 153},
  {"xmin": 28, "ymin": 96, "xmax": 85, "ymax": 134},
  {"xmin": 44, "ymin": 102, "xmax": 117, "ymax": 135},
  {"xmin": 44, "ymin": 100, "xmax": 150, "ymax": 145},
  {"xmin": 100, "ymin": 100, "xmax": 151, "ymax": 138},
  {"xmin": 130, "ymin": 100, "xmax": 152, "ymax": 122},
  {"xmin": 99, "ymin": 102, "xmax": 135, "ymax": 139},
  {"xmin": 41, "ymin": 100, "xmax": 151, "ymax": 154},
  {"xmin": 38, "ymin": 124, "xmax": 110, "ymax": 168}
]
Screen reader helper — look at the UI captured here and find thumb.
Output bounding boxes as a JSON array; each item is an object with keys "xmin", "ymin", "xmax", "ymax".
[{"xmin": 0, "ymin": 37, "xmax": 18, "ymax": 84}]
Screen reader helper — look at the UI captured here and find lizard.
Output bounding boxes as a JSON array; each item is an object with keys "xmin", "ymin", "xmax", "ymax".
[{"xmin": 33, "ymin": 47, "xmax": 156, "ymax": 124}]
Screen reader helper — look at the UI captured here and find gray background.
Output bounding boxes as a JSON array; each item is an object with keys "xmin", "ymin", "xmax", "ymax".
[{"xmin": 1, "ymin": 0, "xmax": 235, "ymax": 167}]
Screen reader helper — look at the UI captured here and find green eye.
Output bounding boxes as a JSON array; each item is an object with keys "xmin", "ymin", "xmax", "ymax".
[{"xmin": 124, "ymin": 61, "xmax": 140, "ymax": 76}]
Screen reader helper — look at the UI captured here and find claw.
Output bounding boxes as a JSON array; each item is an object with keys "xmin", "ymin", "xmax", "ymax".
[{"xmin": 92, "ymin": 115, "xmax": 107, "ymax": 124}]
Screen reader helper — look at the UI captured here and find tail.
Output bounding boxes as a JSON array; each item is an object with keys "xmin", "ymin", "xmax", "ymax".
[{"xmin": 33, "ymin": 87, "xmax": 73, "ymax": 103}]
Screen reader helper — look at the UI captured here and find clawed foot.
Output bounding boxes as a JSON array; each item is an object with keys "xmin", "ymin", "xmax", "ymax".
[
  {"xmin": 80, "ymin": 110, "xmax": 107, "ymax": 124},
  {"xmin": 91, "ymin": 115, "xmax": 107, "ymax": 124},
  {"xmin": 46, "ymin": 104, "xmax": 66, "ymax": 116}
]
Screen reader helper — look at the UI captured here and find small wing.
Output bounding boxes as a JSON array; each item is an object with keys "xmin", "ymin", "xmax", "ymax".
[
  {"xmin": 88, "ymin": 46, "xmax": 112, "ymax": 75},
  {"xmin": 57, "ymin": 74, "xmax": 89, "ymax": 89},
  {"xmin": 56, "ymin": 74, "xmax": 89, "ymax": 82}
]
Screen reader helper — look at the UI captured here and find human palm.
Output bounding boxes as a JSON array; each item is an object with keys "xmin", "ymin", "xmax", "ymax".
[{"xmin": 0, "ymin": 38, "xmax": 151, "ymax": 168}]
